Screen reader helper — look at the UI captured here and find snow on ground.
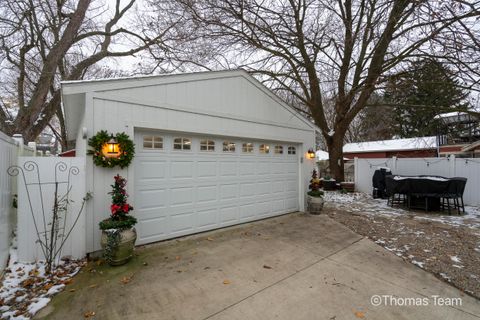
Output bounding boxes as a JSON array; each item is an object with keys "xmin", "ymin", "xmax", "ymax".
[
  {"xmin": 0, "ymin": 233, "xmax": 85, "ymax": 320},
  {"xmin": 325, "ymin": 190, "xmax": 480, "ymax": 299},
  {"xmin": 323, "ymin": 191, "xmax": 480, "ymax": 229},
  {"xmin": 450, "ymin": 256, "xmax": 462, "ymax": 263}
]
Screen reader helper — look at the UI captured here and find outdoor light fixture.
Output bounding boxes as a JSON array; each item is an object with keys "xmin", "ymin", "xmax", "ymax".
[
  {"xmin": 103, "ymin": 135, "xmax": 120, "ymax": 158},
  {"xmin": 307, "ymin": 148, "xmax": 315, "ymax": 159}
]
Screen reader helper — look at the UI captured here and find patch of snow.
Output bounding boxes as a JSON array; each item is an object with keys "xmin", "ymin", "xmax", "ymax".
[
  {"xmin": 452, "ymin": 264, "xmax": 464, "ymax": 269},
  {"xmin": 343, "ymin": 136, "xmax": 437, "ymax": 153},
  {"xmin": 0, "ymin": 231, "xmax": 85, "ymax": 320},
  {"xmin": 27, "ymin": 298, "xmax": 50, "ymax": 315},
  {"xmin": 46, "ymin": 284, "xmax": 65, "ymax": 296},
  {"xmin": 450, "ymin": 256, "xmax": 462, "ymax": 263},
  {"xmin": 393, "ymin": 176, "xmax": 449, "ymax": 181},
  {"xmin": 316, "ymin": 150, "xmax": 329, "ymax": 161},
  {"xmin": 325, "ymin": 191, "xmax": 480, "ymax": 230},
  {"xmin": 412, "ymin": 260, "xmax": 425, "ymax": 268},
  {"xmin": 440, "ymin": 273, "xmax": 451, "ymax": 281}
]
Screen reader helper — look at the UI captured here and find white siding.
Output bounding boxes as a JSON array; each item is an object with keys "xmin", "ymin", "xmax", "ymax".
[{"xmin": 65, "ymin": 72, "xmax": 316, "ymax": 253}]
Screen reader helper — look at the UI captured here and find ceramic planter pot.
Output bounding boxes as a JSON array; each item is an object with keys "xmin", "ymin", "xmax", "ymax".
[
  {"xmin": 307, "ymin": 195, "xmax": 324, "ymax": 215},
  {"xmin": 100, "ymin": 227, "xmax": 137, "ymax": 266}
]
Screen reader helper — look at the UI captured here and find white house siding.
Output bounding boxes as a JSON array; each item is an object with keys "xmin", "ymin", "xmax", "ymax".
[{"xmin": 64, "ymin": 71, "xmax": 316, "ymax": 253}]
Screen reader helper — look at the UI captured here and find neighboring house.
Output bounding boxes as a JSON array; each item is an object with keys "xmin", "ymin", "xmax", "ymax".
[
  {"xmin": 343, "ymin": 136, "xmax": 438, "ymax": 159},
  {"xmin": 342, "ymin": 129, "xmax": 480, "ymax": 160},
  {"xmin": 61, "ymin": 69, "xmax": 316, "ymax": 253},
  {"xmin": 435, "ymin": 111, "xmax": 480, "ymax": 158}
]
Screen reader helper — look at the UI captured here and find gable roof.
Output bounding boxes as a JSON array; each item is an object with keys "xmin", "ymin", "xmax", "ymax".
[
  {"xmin": 343, "ymin": 136, "xmax": 437, "ymax": 153},
  {"xmin": 61, "ymin": 69, "xmax": 317, "ymax": 139}
]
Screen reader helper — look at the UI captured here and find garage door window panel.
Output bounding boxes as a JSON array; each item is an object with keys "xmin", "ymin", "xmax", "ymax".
[
  {"xmin": 259, "ymin": 144, "xmax": 270, "ymax": 154},
  {"xmin": 200, "ymin": 139, "xmax": 215, "ymax": 151},
  {"xmin": 143, "ymin": 136, "xmax": 163, "ymax": 149},
  {"xmin": 242, "ymin": 143, "xmax": 254, "ymax": 153},
  {"xmin": 274, "ymin": 145, "xmax": 283, "ymax": 154},
  {"xmin": 174, "ymin": 137, "xmax": 191, "ymax": 150},
  {"xmin": 223, "ymin": 141, "xmax": 236, "ymax": 152},
  {"xmin": 288, "ymin": 146, "xmax": 296, "ymax": 154}
]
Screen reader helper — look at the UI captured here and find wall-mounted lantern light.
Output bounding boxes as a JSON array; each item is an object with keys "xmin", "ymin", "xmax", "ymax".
[
  {"xmin": 102, "ymin": 135, "xmax": 121, "ymax": 158},
  {"xmin": 307, "ymin": 148, "xmax": 316, "ymax": 159}
]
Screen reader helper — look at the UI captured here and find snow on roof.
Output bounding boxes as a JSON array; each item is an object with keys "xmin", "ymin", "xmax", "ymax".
[
  {"xmin": 433, "ymin": 111, "xmax": 468, "ymax": 119},
  {"xmin": 343, "ymin": 136, "xmax": 437, "ymax": 153},
  {"xmin": 316, "ymin": 150, "xmax": 329, "ymax": 160}
]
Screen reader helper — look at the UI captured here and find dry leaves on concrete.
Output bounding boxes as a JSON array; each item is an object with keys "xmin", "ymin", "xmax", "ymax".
[
  {"xmin": 354, "ymin": 310, "xmax": 365, "ymax": 318},
  {"xmin": 120, "ymin": 275, "xmax": 134, "ymax": 284},
  {"xmin": 84, "ymin": 310, "xmax": 96, "ymax": 318}
]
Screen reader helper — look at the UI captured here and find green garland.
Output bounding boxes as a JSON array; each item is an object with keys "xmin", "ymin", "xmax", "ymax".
[
  {"xmin": 87, "ymin": 130, "xmax": 135, "ymax": 168},
  {"xmin": 103, "ymin": 229, "xmax": 121, "ymax": 264}
]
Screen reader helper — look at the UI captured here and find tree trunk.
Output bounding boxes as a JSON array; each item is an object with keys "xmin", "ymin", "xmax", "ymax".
[
  {"xmin": 327, "ymin": 133, "xmax": 345, "ymax": 182},
  {"xmin": 13, "ymin": 0, "xmax": 91, "ymax": 142}
]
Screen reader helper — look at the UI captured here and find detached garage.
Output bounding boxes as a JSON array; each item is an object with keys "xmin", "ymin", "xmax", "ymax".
[{"xmin": 62, "ymin": 70, "xmax": 316, "ymax": 253}]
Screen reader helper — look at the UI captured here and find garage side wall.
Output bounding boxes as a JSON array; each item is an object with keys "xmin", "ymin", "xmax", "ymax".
[{"xmin": 80, "ymin": 91, "xmax": 315, "ymax": 253}]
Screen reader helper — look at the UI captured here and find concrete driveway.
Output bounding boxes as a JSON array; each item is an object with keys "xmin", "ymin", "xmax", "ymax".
[{"xmin": 36, "ymin": 213, "xmax": 480, "ymax": 320}]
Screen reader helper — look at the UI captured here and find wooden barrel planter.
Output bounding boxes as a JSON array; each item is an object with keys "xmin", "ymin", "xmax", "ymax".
[{"xmin": 307, "ymin": 195, "xmax": 324, "ymax": 215}]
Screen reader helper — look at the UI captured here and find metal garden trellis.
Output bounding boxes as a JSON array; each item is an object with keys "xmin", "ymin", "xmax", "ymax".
[{"xmin": 7, "ymin": 160, "xmax": 90, "ymax": 274}]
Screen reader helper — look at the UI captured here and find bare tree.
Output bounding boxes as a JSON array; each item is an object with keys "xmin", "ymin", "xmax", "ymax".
[
  {"xmin": 0, "ymin": 0, "xmax": 177, "ymax": 149},
  {"xmin": 164, "ymin": 0, "xmax": 480, "ymax": 180}
]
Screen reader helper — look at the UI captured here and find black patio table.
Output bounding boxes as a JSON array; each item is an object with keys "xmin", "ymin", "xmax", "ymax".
[{"xmin": 385, "ymin": 175, "xmax": 451, "ymax": 212}]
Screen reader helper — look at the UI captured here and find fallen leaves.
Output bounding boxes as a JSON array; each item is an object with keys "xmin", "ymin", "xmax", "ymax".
[
  {"xmin": 206, "ymin": 237, "xmax": 214, "ymax": 241},
  {"xmin": 43, "ymin": 283, "xmax": 54, "ymax": 291},
  {"xmin": 0, "ymin": 259, "xmax": 86, "ymax": 319},
  {"xmin": 223, "ymin": 279, "xmax": 231, "ymax": 285},
  {"xmin": 354, "ymin": 311, "xmax": 365, "ymax": 318},
  {"xmin": 263, "ymin": 265, "xmax": 273, "ymax": 269},
  {"xmin": 29, "ymin": 269, "xmax": 40, "ymax": 277},
  {"xmin": 120, "ymin": 275, "xmax": 134, "ymax": 284},
  {"xmin": 88, "ymin": 284, "xmax": 98, "ymax": 289},
  {"xmin": 84, "ymin": 311, "xmax": 96, "ymax": 318}
]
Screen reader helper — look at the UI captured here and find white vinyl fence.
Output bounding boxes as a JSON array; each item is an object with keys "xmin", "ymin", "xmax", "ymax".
[
  {"xmin": 354, "ymin": 156, "xmax": 480, "ymax": 206},
  {"xmin": 16, "ymin": 157, "xmax": 86, "ymax": 262},
  {"xmin": 0, "ymin": 132, "xmax": 35, "ymax": 273}
]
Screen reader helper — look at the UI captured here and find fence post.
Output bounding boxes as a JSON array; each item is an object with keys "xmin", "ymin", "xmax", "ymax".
[
  {"xmin": 12, "ymin": 134, "xmax": 24, "ymax": 155},
  {"xmin": 27, "ymin": 142, "xmax": 37, "ymax": 157},
  {"xmin": 354, "ymin": 157, "xmax": 358, "ymax": 184},
  {"xmin": 392, "ymin": 156, "xmax": 398, "ymax": 172},
  {"xmin": 449, "ymin": 154, "xmax": 456, "ymax": 177}
]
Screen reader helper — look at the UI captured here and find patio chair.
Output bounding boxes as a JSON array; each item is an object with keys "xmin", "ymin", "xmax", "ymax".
[
  {"xmin": 441, "ymin": 177, "xmax": 467, "ymax": 215},
  {"xmin": 385, "ymin": 176, "xmax": 407, "ymax": 207},
  {"xmin": 408, "ymin": 178, "xmax": 449, "ymax": 212}
]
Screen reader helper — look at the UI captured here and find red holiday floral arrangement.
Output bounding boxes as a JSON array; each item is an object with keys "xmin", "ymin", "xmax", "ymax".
[{"xmin": 99, "ymin": 174, "xmax": 137, "ymax": 230}]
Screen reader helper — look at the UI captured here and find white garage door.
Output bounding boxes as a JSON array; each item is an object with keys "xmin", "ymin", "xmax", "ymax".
[{"xmin": 134, "ymin": 130, "xmax": 300, "ymax": 245}]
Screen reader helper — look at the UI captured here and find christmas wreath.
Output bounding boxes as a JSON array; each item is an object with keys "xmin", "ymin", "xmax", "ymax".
[{"xmin": 87, "ymin": 130, "xmax": 135, "ymax": 168}]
